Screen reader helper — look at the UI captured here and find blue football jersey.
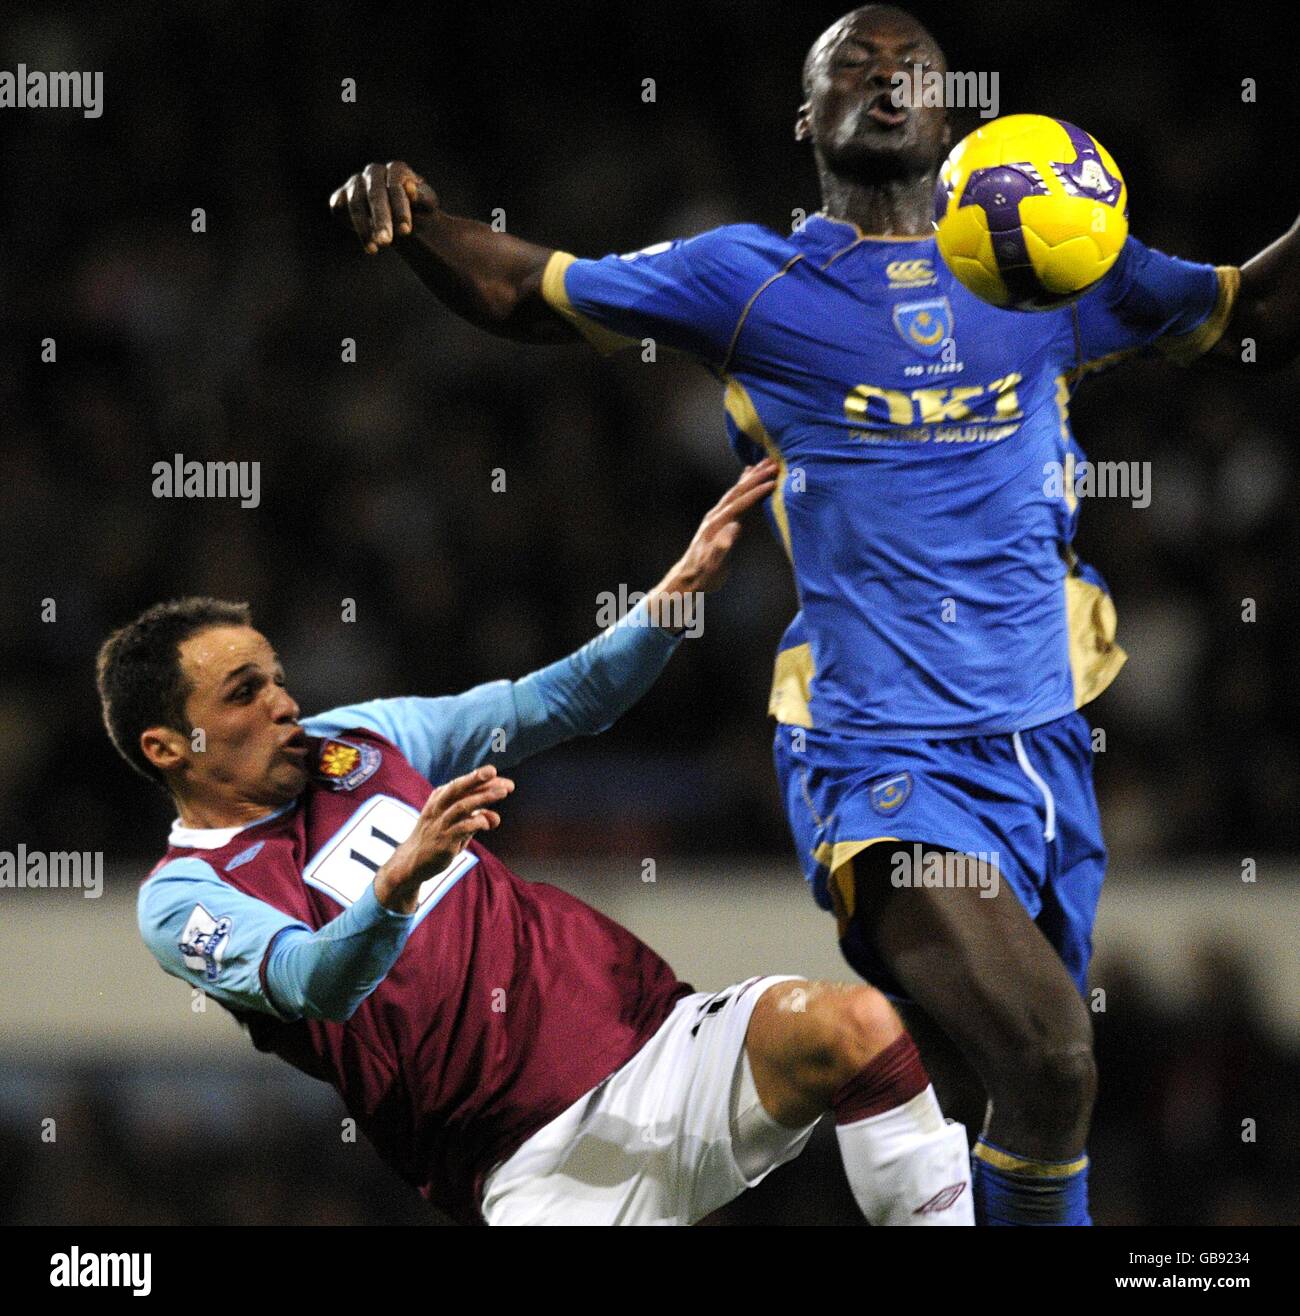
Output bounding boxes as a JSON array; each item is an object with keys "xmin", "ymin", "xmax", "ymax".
[{"xmin": 543, "ymin": 216, "xmax": 1238, "ymax": 738}]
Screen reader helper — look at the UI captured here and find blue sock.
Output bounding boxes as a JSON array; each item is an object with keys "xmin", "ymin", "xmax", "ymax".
[{"xmin": 972, "ymin": 1138, "xmax": 1091, "ymax": 1225}]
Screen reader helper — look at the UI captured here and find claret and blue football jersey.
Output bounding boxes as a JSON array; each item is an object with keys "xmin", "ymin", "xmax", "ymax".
[{"xmin": 543, "ymin": 216, "xmax": 1238, "ymax": 740}]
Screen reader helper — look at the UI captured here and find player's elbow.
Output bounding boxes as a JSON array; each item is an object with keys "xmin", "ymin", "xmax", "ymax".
[
  {"xmin": 480, "ymin": 258, "xmax": 549, "ymax": 326},
  {"xmin": 294, "ymin": 983, "xmax": 367, "ymax": 1024},
  {"xmin": 478, "ymin": 275, "xmax": 527, "ymax": 324},
  {"xmin": 300, "ymin": 999, "xmax": 359, "ymax": 1024}
]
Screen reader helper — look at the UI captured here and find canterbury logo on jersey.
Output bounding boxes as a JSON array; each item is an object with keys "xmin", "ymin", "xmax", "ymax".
[{"xmin": 885, "ymin": 258, "xmax": 937, "ymax": 287}]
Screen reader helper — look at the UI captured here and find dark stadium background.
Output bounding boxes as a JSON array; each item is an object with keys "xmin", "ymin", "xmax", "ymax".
[{"xmin": 1, "ymin": 0, "xmax": 1296, "ymax": 1226}]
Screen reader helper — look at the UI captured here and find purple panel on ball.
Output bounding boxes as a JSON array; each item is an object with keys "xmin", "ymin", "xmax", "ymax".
[
  {"xmin": 958, "ymin": 162, "xmax": 1049, "ymax": 304},
  {"xmin": 958, "ymin": 163, "xmax": 1050, "ymax": 227},
  {"xmin": 932, "ymin": 173, "xmax": 950, "ymax": 225},
  {"xmin": 1051, "ymin": 119, "xmax": 1123, "ymax": 206}
]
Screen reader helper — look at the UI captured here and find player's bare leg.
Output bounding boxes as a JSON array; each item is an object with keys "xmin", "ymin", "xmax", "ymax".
[
  {"xmin": 894, "ymin": 1000, "xmax": 989, "ymax": 1143},
  {"xmin": 848, "ymin": 845, "xmax": 1096, "ymax": 1224},
  {"xmin": 744, "ymin": 979, "xmax": 973, "ymax": 1225}
]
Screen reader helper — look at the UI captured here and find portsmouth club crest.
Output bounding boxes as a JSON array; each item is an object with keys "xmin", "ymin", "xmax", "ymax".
[
  {"xmin": 892, "ymin": 298, "xmax": 953, "ymax": 357},
  {"xmin": 870, "ymin": 771, "xmax": 913, "ymax": 816},
  {"xmin": 314, "ymin": 737, "xmax": 380, "ymax": 791}
]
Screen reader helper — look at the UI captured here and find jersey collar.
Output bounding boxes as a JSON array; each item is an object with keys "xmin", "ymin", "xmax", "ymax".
[
  {"xmin": 168, "ymin": 801, "xmax": 296, "ymax": 850},
  {"xmin": 808, "ymin": 212, "xmax": 932, "ymax": 242}
]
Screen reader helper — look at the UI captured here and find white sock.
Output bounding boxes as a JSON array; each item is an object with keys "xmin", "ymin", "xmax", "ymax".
[{"xmin": 835, "ymin": 1085, "xmax": 974, "ymax": 1225}]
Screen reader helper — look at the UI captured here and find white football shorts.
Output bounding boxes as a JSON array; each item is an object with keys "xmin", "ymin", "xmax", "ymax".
[{"xmin": 480, "ymin": 974, "xmax": 819, "ymax": 1225}]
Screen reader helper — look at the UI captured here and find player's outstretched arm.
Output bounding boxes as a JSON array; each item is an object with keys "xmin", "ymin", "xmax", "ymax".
[
  {"xmin": 1206, "ymin": 213, "xmax": 1300, "ymax": 369},
  {"xmin": 329, "ymin": 160, "xmax": 575, "ymax": 344}
]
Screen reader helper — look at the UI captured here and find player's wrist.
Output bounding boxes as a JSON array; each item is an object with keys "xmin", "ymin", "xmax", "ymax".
[
  {"xmin": 373, "ymin": 858, "xmax": 423, "ymax": 914},
  {"xmin": 404, "ymin": 204, "xmax": 443, "ymax": 241},
  {"xmin": 643, "ymin": 582, "xmax": 692, "ymax": 636}
]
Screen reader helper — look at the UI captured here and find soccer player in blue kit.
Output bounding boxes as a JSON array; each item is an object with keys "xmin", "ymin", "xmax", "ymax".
[{"xmin": 331, "ymin": 5, "xmax": 1300, "ymax": 1224}]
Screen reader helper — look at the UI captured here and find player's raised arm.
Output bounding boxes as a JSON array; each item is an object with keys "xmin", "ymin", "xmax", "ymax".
[
  {"xmin": 330, "ymin": 160, "xmax": 766, "ymax": 362},
  {"xmin": 329, "ymin": 160, "xmax": 573, "ymax": 343},
  {"xmin": 303, "ymin": 459, "xmax": 778, "ymax": 780},
  {"xmin": 1204, "ymin": 212, "xmax": 1300, "ymax": 369}
]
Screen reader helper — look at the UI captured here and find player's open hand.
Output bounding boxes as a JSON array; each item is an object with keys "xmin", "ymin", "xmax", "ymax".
[
  {"xmin": 375, "ymin": 765, "xmax": 514, "ymax": 913},
  {"xmin": 652, "ymin": 458, "xmax": 779, "ymax": 604},
  {"xmin": 329, "ymin": 161, "xmax": 440, "ymax": 254}
]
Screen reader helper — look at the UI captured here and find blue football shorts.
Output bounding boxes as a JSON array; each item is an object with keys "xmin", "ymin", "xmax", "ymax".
[{"xmin": 774, "ymin": 710, "xmax": 1106, "ymax": 999}]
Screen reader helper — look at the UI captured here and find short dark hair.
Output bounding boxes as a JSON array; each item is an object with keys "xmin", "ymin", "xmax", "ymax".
[
  {"xmin": 96, "ymin": 597, "xmax": 252, "ymax": 787},
  {"xmin": 802, "ymin": 5, "xmax": 932, "ymax": 95}
]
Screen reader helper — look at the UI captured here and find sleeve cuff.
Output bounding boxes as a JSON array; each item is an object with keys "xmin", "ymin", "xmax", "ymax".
[
  {"xmin": 355, "ymin": 881, "xmax": 415, "ymax": 926},
  {"xmin": 613, "ymin": 594, "xmax": 688, "ymax": 646},
  {"xmin": 542, "ymin": 251, "xmax": 639, "ymax": 356},
  {"xmin": 1157, "ymin": 265, "xmax": 1241, "ymax": 364}
]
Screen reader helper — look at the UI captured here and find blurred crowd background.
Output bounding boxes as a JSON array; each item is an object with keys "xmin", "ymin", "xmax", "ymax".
[{"xmin": 1, "ymin": 0, "xmax": 1296, "ymax": 1225}]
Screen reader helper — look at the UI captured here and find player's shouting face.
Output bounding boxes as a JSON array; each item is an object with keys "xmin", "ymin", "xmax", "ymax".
[
  {"xmin": 796, "ymin": 5, "xmax": 950, "ymax": 180},
  {"xmin": 144, "ymin": 625, "xmax": 311, "ymax": 819}
]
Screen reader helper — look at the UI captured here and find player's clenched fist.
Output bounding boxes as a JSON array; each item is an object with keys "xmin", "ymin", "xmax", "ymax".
[
  {"xmin": 375, "ymin": 765, "xmax": 514, "ymax": 913},
  {"xmin": 329, "ymin": 160, "xmax": 440, "ymax": 254}
]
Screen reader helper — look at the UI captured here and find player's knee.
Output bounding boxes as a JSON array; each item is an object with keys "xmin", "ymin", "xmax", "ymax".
[
  {"xmin": 838, "ymin": 983, "xmax": 905, "ymax": 1059},
  {"xmin": 801, "ymin": 983, "xmax": 905, "ymax": 1088},
  {"xmin": 1004, "ymin": 1038, "xmax": 1097, "ymax": 1129},
  {"xmin": 1034, "ymin": 1039, "xmax": 1098, "ymax": 1110}
]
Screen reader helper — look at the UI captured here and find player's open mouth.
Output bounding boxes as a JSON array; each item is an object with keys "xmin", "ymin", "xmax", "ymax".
[
  {"xmin": 864, "ymin": 92, "xmax": 908, "ymax": 129},
  {"xmin": 281, "ymin": 730, "xmax": 310, "ymax": 757}
]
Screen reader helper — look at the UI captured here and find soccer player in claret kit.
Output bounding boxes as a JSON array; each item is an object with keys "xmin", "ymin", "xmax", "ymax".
[
  {"xmin": 331, "ymin": 6, "xmax": 1300, "ymax": 1225},
  {"xmin": 100, "ymin": 466, "xmax": 973, "ymax": 1226}
]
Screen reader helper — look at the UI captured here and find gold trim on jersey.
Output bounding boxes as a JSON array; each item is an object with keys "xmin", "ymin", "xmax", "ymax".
[
  {"xmin": 724, "ymin": 376, "xmax": 790, "ymax": 558},
  {"xmin": 769, "ymin": 642, "xmax": 815, "ymax": 728},
  {"xmin": 1052, "ymin": 374, "xmax": 1128, "ymax": 707},
  {"xmin": 722, "ymin": 375, "xmax": 817, "ymax": 730},
  {"xmin": 1066, "ymin": 572, "xmax": 1127, "ymax": 707},
  {"xmin": 1156, "ymin": 265, "xmax": 1241, "ymax": 364},
  {"xmin": 540, "ymin": 250, "xmax": 638, "ymax": 355},
  {"xmin": 1065, "ymin": 345, "xmax": 1143, "ymax": 385}
]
